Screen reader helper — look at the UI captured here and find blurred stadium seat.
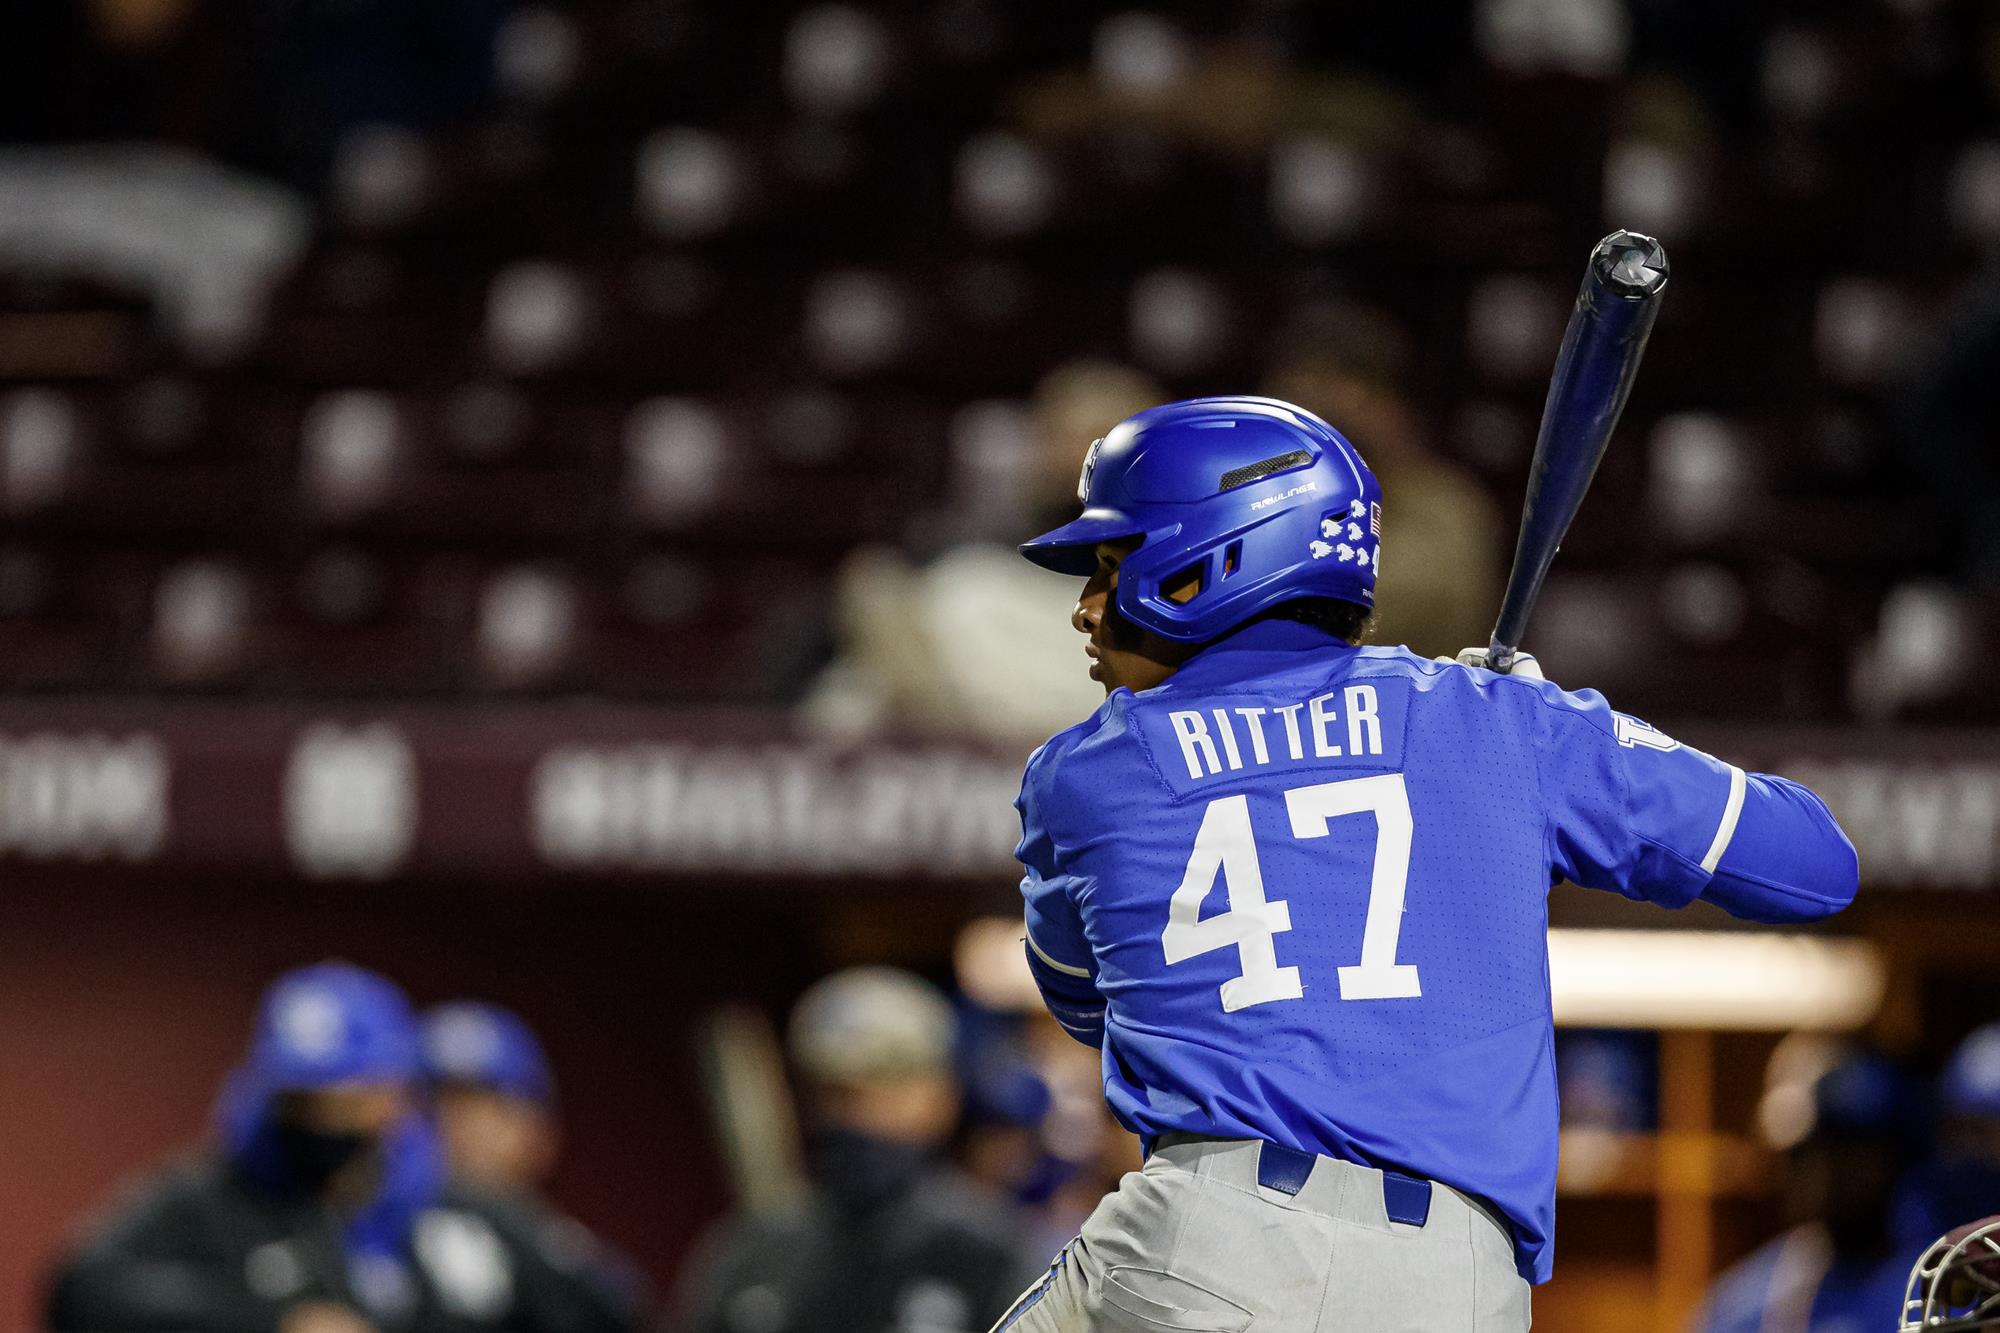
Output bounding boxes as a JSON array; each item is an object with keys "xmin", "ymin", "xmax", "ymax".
[{"xmin": 0, "ymin": 0, "xmax": 1990, "ymax": 723}]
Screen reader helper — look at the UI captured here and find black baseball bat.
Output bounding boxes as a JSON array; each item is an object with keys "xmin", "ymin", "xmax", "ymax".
[{"xmin": 1487, "ymin": 230, "xmax": 1669, "ymax": 672}]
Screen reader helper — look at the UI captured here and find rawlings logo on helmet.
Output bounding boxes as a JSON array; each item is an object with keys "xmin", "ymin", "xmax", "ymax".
[{"xmin": 1250, "ymin": 480, "xmax": 1318, "ymax": 512}]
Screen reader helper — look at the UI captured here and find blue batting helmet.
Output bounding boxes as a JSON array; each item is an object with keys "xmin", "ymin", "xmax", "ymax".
[{"xmin": 1020, "ymin": 396, "xmax": 1383, "ymax": 642}]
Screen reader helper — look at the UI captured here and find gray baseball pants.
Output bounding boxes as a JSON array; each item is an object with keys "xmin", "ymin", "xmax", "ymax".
[{"xmin": 990, "ymin": 1136, "xmax": 1532, "ymax": 1332}]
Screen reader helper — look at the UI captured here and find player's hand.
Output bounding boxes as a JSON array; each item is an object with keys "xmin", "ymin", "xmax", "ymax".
[{"xmin": 1437, "ymin": 648, "xmax": 1545, "ymax": 680}]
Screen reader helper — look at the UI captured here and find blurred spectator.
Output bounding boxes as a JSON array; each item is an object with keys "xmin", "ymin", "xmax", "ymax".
[
  {"xmin": 1011, "ymin": 16, "xmax": 1420, "ymax": 163},
  {"xmin": 802, "ymin": 360, "xmax": 1159, "ymax": 747},
  {"xmin": 422, "ymin": 1003, "xmax": 560, "ymax": 1197},
  {"xmin": 948, "ymin": 924, "xmax": 1139, "ymax": 1260},
  {"xmin": 420, "ymin": 1002, "xmax": 649, "ymax": 1316},
  {"xmin": 1007, "ymin": 1015, "xmax": 1137, "ymax": 1264},
  {"xmin": 953, "ymin": 1014, "xmax": 1055, "ymax": 1213},
  {"xmin": 0, "ymin": 148, "xmax": 310, "ymax": 359},
  {"xmin": 671, "ymin": 968, "xmax": 1042, "ymax": 1333},
  {"xmin": 1264, "ymin": 304, "xmax": 1504, "ymax": 659},
  {"xmin": 46, "ymin": 962, "xmax": 643, "ymax": 1333},
  {"xmin": 951, "ymin": 1008, "xmax": 1126, "ymax": 1267},
  {"xmin": 1694, "ymin": 1047, "xmax": 1923, "ymax": 1332},
  {"xmin": 1895, "ymin": 1023, "xmax": 2000, "ymax": 1250}
]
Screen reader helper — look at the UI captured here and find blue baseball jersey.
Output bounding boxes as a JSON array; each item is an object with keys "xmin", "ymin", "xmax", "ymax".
[{"xmin": 1016, "ymin": 619, "xmax": 1858, "ymax": 1285}]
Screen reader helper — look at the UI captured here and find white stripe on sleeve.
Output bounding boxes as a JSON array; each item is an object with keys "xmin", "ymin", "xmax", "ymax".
[
  {"xmin": 1700, "ymin": 765, "xmax": 1748, "ymax": 873},
  {"xmin": 1025, "ymin": 927, "xmax": 1092, "ymax": 978}
]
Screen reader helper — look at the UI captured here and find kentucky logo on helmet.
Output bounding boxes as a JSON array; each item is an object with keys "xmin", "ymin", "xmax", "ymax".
[{"xmin": 1077, "ymin": 437, "xmax": 1104, "ymax": 504}]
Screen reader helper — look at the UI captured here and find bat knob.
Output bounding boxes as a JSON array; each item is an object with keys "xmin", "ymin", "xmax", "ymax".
[{"xmin": 1592, "ymin": 230, "xmax": 1669, "ymax": 298}]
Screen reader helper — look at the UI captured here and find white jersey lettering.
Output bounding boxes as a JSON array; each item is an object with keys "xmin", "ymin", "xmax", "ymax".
[
  {"xmin": 1170, "ymin": 710, "xmax": 1222, "ymax": 779},
  {"xmin": 1308, "ymin": 692, "xmax": 1344, "ymax": 758}
]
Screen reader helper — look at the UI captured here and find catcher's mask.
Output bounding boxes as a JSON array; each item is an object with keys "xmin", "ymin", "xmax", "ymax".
[{"xmin": 1903, "ymin": 1216, "xmax": 2000, "ymax": 1331}]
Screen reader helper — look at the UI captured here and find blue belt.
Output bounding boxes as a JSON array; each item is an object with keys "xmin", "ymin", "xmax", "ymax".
[{"xmin": 1254, "ymin": 1140, "xmax": 1433, "ymax": 1228}]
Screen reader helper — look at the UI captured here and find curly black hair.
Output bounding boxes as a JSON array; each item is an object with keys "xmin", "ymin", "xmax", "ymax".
[{"xmin": 1256, "ymin": 597, "xmax": 1375, "ymax": 646}]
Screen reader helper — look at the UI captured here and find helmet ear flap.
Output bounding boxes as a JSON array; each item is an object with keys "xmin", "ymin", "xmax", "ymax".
[
  {"xmin": 1115, "ymin": 536, "xmax": 1249, "ymax": 640},
  {"xmin": 1161, "ymin": 557, "xmax": 1208, "ymax": 606},
  {"xmin": 1110, "ymin": 543, "xmax": 1202, "ymax": 639},
  {"xmin": 1162, "ymin": 541, "xmax": 1247, "ymax": 604}
]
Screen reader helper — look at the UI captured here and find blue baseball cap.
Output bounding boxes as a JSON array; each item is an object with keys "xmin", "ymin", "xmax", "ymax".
[
  {"xmin": 1811, "ymin": 1050, "xmax": 1922, "ymax": 1140},
  {"xmin": 1943, "ymin": 1023, "xmax": 2000, "ymax": 1119},
  {"xmin": 420, "ymin": 1001, "xmax": 556, "ymax": 1106},
  {"xmin": 248, "ymin": 961, "xmax": 422, "ymax": 1091}
]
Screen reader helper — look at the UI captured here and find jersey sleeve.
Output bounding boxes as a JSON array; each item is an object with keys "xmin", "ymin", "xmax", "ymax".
[
  {"xmin": 1699, "ymin": 772, "xmax": 1858, "ymax": 923},
  {"xmin": 1531, "ymin": 686, "xmax": 1857, "ymax": 921},
  {"xmin": 1016, "ymin": 743, "xmax": 1105, "ymax": 1047}
]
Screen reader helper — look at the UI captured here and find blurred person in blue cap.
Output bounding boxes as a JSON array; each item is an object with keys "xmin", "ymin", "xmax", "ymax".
[
  {"xmin": 1695, "ymin": 1046, "xmax": 1926, "ymax": 1332},
  {"xmin": 955, "ymin": 1038, "xmax": 1058, "ymax": 1209},
  {"xmin": 46, "ymin": 962, "xmax": 643, "ymax": 1333},
  {"xmin": 1895, "ymin": 1023, "xmax": 2000, "ymax": 1251},
  {"xmin": 671, "ymin": 967, "xmax": 1043, "ymax": 1333},
  {"xmin": 421, "ymin": 1002, "xmax": 649, "ymax": 1317},
  {"xmin": 422, "ymin": 1003, "xmax": 561, "ymax": 1196}
]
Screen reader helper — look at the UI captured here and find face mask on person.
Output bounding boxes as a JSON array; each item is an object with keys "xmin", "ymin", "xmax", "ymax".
[
  {"xmin": 274, "ymin": 1120, "xmax": 380, "ymax": 1196},
  {"xmin": 811, "ymin": 1128, "xmax": 931, "ymax": 1216}
]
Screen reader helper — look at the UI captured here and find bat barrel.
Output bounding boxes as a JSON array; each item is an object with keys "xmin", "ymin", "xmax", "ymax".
[{"xmin": 1487, "ymin": 231, "xmax": 1669, "ymax": 672}]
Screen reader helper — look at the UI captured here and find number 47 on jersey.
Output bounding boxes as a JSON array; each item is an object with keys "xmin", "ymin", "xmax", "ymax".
[{"xmin": 1162, "ymin": 773, "xmax": 1421, "ymax": 1012}]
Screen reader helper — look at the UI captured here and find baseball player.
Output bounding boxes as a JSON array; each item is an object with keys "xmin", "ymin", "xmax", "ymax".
[
  {"xmin": 1695, "ymin": 1050, "xmax": 1922, "ymax": 1332},
  {"xmin": 1894, "ymin": 1023, "xmax": 2000, "ymax": 1256},
  {"xmin": 48, "ymin": 964, "xmax": 644, "ymax": 1333},
  {"xmin": 674, "ymin": 968, "xmax": 1045, "ymax": 1333},
  {"xmin": 422, "ymin": 1001, "xmax": 563, "ymax": 1195},
  {"xmin": 992, "ymin": 397, "xmax": 1861, "ymax": 1332}
]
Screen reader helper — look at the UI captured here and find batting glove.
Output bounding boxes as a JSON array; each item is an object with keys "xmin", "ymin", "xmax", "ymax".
[{"xmin": 1438, "ymin": 648, "xmax": 1546, "ymax": 679}]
